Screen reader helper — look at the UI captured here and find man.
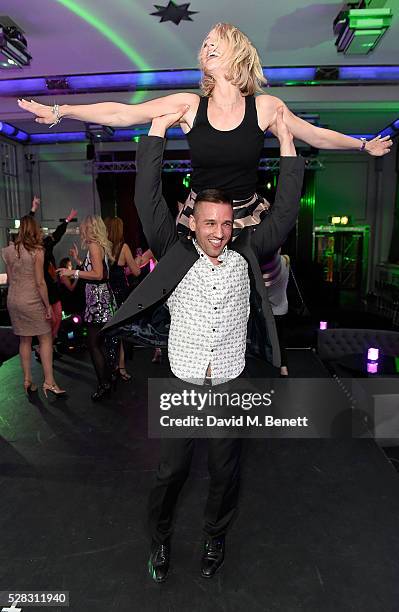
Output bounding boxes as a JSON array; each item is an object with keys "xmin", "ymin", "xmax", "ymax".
[{"xmin": 104, "ymin": 107, "xmax": 304, "ymax": 582}]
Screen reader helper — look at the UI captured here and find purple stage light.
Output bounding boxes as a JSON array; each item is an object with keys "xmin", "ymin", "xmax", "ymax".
[
  {"xmin": 319, "ymin": 321, "xmax": 328, "ymax": 330},
  {"xmin": 367, "ymin": 347, "xmax": 379, "ymax": 361},
  {"xmin": 72, "ymin": 315, "xmax": 81, "ymax": 324},
  {"xmin": 367, "ymin": 361, "xmax": 378, "ymax": 375}
]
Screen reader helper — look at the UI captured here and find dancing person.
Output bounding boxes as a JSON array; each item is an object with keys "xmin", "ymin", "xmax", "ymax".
[
  {"xmin": 57, "ymin": 256, "xmax": 85, "ymax": 316},
  {"xmin": 105, "ymin": 216, "xmax": 142, "ymax": 381},
  {"xmin": 57, "ymin": 215, "xmax": 116, "ymax": 401},
  {"xmin": 2, "ymin": 216, "xmax": 65, "ymax": 397},
  {"xmin": 29, "ymin": 197, "xmax": 78, "ymax": 356},
  {"xmin": 18, "ymin": 23, "xmax": 391, "ymax": 173},
  {"xmin": 19, "ymin": 23, "xmax": 391, "ymax": 355},
  {"xmin": 103, "ymin": 106, "xmax": 304, "ymax": 581}
]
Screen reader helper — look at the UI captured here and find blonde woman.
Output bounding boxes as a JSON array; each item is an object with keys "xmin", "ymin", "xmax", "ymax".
[
  {"xmin": 2, "ymin": 216, "xmax": 65, "ymax": 397},
  {"xmin": 57, "ymin": 215, "xmax": 116, "ymax": 401},
  {"xmin": 19, "ymin": 23, "xmax": 391, "ymax": 186}
]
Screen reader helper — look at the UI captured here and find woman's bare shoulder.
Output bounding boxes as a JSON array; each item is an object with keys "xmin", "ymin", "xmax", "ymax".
[
  {"xmin": 256, "ymin": 93, "xmax": 283, "ymax": 110},
  {"xmin": 255, "ymin": 94, "xmax": 285, "ymax": 130}
]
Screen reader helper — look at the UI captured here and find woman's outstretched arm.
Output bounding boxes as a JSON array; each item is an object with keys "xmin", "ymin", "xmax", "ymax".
[
  {"xmin": 18, "ymin": 92, "xmax": 198, "ymax": 127},
  {"xmin": 258, "ymin": 95, "xmax": 392, "ymax": 156}
]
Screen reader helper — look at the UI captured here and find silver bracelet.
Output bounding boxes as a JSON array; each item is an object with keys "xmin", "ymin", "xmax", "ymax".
[
  {"xmin": 73, "ymin": 269, "xmax": 80, "ymax": 280},
  {"xmin": 49, "ymin": 104, "xmax": 62, "ymax": 128},
  {"xmin": 359, "ymin": 137, "xmax": 367, "ymax": 152}
]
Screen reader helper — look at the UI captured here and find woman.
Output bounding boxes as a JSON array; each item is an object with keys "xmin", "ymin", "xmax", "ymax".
[
  {"xmin": 29, "ymin": 197, "xmax": 78, "ymax": 344},
  {"xmin": 57, "ymin": 215, "xmax": 116, "ymax": 401},
  {"xmin": 2, "ymin": 216, "xmax": 65, "ymax": 397},
  {"xmin": 18, "ymin": 22, "xmax": 391, "ymax": 168},
  {"xmin": 58, "ymin": 256, "xmax": 85, "ymax": 316},
  {"xmin": 104, "ymin": 216, "xmax": 141, "ymax": 381}
]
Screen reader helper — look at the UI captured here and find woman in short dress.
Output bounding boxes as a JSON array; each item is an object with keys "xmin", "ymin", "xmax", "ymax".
[{"xmin": 2, "ymin": 216, "xmax": 65, "ymax": 397}]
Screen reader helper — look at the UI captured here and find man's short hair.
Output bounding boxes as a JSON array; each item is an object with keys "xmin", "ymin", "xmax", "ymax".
[{"xmin": 193, "ymin": 189, "xmax": 232, "ymax": 216}]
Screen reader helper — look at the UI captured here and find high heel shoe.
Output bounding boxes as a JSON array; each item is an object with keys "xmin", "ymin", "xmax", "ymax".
[
  {"xmin": 116, "ymin": 367, "xmax": 132, "ymax": 382},
  {"xmin": 24, "ymin": 380, "xmax": 38, "ymax": 396},
  {"xmin": 91, "ymin": 382, "xmax": 112, "ymax": 402},
  {"xmin": 42, "ymin": 382, "xmax": 67, "ymax": 398},
  {"xmin": 152, "ymin": 348, "xmax": 162, "ymax": 364}
]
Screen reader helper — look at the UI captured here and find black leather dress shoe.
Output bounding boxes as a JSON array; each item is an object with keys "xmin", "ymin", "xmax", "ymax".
[
  {"xmin": 200, "ymin": 536, "xmax": 225, "ymax": 578},
  {"xmin": 148, "ymin": 541, "xmax": 170, "ymax": 583}
]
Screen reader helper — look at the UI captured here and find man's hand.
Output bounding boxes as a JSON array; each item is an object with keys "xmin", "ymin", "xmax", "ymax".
[
  {"xmin": 66, "ymin": 208, "xmax": 78, "ymax": 222},
  {"xmin": 275, "ymin": 107, "xmax": 296, "ymax": 157},
  {"xmin": 148, "ymin": 105, "xmax": 190, "ymax": 138},
  {"xmin": 31, "ymin": 195, "xmax": 40, "ymax": 212}
]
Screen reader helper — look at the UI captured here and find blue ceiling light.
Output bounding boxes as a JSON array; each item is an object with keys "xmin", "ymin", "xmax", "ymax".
[
  {"xmin": 339, "ymin": 66, "xmax": 399, "ymax": 80},
  {"xmin": 375, "ymin": 117, "xmax": 399, "ymax": 140},
  {"xmin": 264, "ymin": 67, "xmax": 317, "ymax": 83},
  {"xmin": 1, "ymin": 66, "xmax": 399, "ymax": 97},
  {"xmin": 0, "ymin": 121, "xmax": 29, "ymax": 142},
  {"xmin": 29, "ymin": 132, "xmax": 87, "ymax": 144}
]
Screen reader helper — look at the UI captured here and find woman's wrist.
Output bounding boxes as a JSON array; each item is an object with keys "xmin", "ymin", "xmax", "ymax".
[{"xmin": 59, "ymin": 104, "xmax": 69, "ymax": 119}]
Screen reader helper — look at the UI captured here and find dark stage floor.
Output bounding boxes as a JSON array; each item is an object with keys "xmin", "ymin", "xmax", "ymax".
[{"xmin": 1, "ymin": 349, "xmax": 399, "ymax": 612}]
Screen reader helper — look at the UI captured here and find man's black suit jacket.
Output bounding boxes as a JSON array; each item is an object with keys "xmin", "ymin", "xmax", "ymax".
[{"xmin": 104, "ymin": 136, "xmax": 304, "ymax": 367}]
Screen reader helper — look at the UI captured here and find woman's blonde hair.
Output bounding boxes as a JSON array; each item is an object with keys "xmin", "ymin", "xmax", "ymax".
[
  {"xmin": 199, "ymin": 23, "xmax": 266, "ymax": 97},
  {"xmin": 79, "ymin": 215, "xmax": 114, "ymax": 263},
  {"xmin": 15, "ymin": 215, "xmax": 43, "ymax": 256},
  {"xmin": 104, "ymin": 216, "xmax": 124, "ymax": 259}
]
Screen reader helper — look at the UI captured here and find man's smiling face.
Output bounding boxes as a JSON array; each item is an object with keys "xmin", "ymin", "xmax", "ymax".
[{"xmin": 189, "ymin": 200, "xmax": 233, "ymax": 265}]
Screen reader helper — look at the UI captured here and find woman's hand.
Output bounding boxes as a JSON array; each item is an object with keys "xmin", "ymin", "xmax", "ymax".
[
  {"xmin": 45, "ymin": 305, "xmax": 52, "ymax": 320},
  {"xmin": 365, "ymin": 135, "xmax": 392, "ymax": 156},
  {"xmin": 57, "ymin": 267, "xmax": 74, "ymax": 277},
  {"xmin": 18, "ymin": 98, "xmax": 57, "ymax": 125},
  {"xmin": 31, "ymin": 195, "xmax": 40, "ymax": 212},
  {"xmin": 69, "ymin": 243, "xmax": 81, "ymax": 264},
  {"xmin": 66, "ymin": 208, "xmax": 78, "ymax": 222}
]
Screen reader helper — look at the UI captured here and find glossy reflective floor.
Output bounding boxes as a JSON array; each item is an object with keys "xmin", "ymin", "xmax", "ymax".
[{"xmin": 1, "ymin": 349, "xmax": 398, "ymax": 612}]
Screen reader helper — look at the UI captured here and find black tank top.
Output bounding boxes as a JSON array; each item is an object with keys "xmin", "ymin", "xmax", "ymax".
[{"xmin": 186, "ymin": 95, "xmax": 265, "ymax": 199}]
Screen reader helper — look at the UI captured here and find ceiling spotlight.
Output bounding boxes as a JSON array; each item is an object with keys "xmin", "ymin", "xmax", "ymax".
[
  {"xmin": 0, "ymin": 17, "xmax": 31, "ymax": 68},
  {"xmin": 85, "ymin": 123, "xmax": 115, "ymax": 142},
  {"xmin": 334, "ymin": 4, "xmax": 392, "ymax": 55}
]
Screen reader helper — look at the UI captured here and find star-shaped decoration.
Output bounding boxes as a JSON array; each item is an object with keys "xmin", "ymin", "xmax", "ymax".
[{"xmin": 151, "ymin": 1, "xmax": 198, "ymax": 26}]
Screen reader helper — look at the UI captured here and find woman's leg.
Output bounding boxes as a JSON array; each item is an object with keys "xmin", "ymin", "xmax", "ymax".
[
  {"xmin": 19, "ymin": 336, "xmax": 33, "ymax": 382},
  {"xmin": 38, "ymin": 332, "xmax": 56, "ymax": 385},
  {"xmin": 51, "ymin": 301, "xmax": 63, "ymax": 339},
  {"xmin": 86, "ymin": 324, "xmax": 108, "ymax": 385}
]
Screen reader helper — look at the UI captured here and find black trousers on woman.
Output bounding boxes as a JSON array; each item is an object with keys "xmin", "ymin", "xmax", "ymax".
[{"xmin": 148, "ymin": 436, "xmax": 242, "ymax": 544}]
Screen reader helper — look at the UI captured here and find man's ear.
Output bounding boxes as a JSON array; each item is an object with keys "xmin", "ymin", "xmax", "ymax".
[{"xmin": 188, "ymin": 214, "xmax": 196, "ymax": 233}]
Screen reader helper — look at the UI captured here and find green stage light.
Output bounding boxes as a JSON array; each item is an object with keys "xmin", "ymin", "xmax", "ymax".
[
  {"xmin": 348, "ymin": 8, "xmax": 392, "ymax": 30},
  {"xmin": 347, "ymin": 29, "xmax": 386, "ymax": 54},
  {"xmin": 335, "ymin": 6, "xmax": 392, "ymax": 55}
]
